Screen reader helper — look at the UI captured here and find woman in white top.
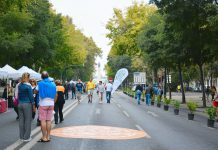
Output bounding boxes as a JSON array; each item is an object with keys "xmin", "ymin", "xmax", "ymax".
[{"xmin": 97, "ymin": 81, "xmax": 105, "ymax": 103}]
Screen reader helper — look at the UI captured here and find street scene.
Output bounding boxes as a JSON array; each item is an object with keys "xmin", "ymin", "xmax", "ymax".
[{"xmin": 0, "ymin": 0, "xmax": 218, "ymax": 150}]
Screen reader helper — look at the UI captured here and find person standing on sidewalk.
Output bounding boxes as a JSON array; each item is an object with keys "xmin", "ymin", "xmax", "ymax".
[
  {"xmin": 18, "ymin": 73, "xmax": 35, "ymax": 142},
  {"xmin": 37, "ymin": 71, "xmax": 56, "ymax": 142},
  {"xmin": 54, "ymin": 80, "xmax": 65, "ymax": 124},
  {"xmin": 105, "ymin": 80, "xmax": 113, "ymax": 103},
  {"xmin": 76, "ymin": 79, "xmax": 84, "ymax": 103},
  {"xmin": 86, "ymin": 79, "xmax": 95, "ymax": 103},
  {"xmin": 135, "ymin": 84, "xmax": 143, "ymax": 105},
  {"xmin": 97, "ymin": 81, "xmax": 104, "ymax": 104}
]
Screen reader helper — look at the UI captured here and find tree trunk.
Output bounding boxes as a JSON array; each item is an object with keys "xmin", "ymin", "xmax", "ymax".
[
  {"xmin": 210, "ymin": 72, "xmax": 213, "ymax": 87},
  {"xmin": 164, "ymin": 67, "xmax": 167, "ymax": 98},
  {"xmin": 167, "ymin": 68, "xmax": 172, "ymax": 99},
  {"xmin": 199, "ymin": 64, "xmax": 206, "ymax": 107},
  {"xmin": 178, "ymin": 62, "xmax": 186, "ymax": 103}
]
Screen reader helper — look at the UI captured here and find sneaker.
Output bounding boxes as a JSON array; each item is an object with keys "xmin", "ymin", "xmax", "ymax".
[{"xmin": 23, "ymin": 137, "xmax": 32, "ymax": 142}]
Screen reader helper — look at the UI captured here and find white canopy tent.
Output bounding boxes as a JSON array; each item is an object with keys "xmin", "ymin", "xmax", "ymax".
[
  {"xmin": 0, "ymin": 64, "xmax": 21, "ymax": 80},
  {"xmin": 18, "ymin": 66, "xmax": 41, "ymax": 80}
]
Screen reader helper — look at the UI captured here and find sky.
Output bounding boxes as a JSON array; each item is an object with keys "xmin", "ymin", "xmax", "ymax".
[{"xmin": 49, "ymin": 0, "xmax": 149, "ymax": 77}]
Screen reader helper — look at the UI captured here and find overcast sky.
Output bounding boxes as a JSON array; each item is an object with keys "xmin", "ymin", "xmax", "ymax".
[{"xmin": 49, "ymin": 0, "xmax": 149, "ymax": 76}]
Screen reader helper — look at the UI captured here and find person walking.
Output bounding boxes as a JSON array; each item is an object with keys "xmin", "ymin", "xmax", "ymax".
[
  {"xmin": 97, "ymin": 81, "xmax": 104, "ymax": 104},
  {"xmin": 145, "ymin": 85, "xmax": 152, "ymax": 106},
  {"xmin": 64, "ymin": 81, "xmax": 69, "ymax": 100},
  {"xmin": 135, "ymin": 84, "xmax": 143, "ymax": 105},
  {"xmin": 86, "ymin": 79, "xmax": 95, "ymax": 103},
  {"xmin": 71, "ymin": 82, "xmax": 76, "ymax": 99},
  {"xmin": 37, "ymin": 71, "xmax": 56, "ymax": 142},
  {"xmin": 105, "ymin": 80, "xmax": 113, "ymax": 103},
  {"xmin": 18, "ymin": 73, "xmax": 35, "ymax": 142},
  {"xmin": 210, "ymin": 86, "xmax": 217, "ymax": 100},
  {"xmin": 76, "ymin": 79, "xmax": 84, "ymax": 103},
  {"xmin": 54, "ymin": 80, "xmax": 65, "ymax": 124}
]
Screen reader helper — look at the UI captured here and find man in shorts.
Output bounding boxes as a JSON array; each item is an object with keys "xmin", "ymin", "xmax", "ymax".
[
  {"xmin": 86, "ymin": 79, "xmax": 95, "ymax": 103},
  {"xmin": 37, "ymin": 71, "xmax": 57, "ymax": 142},
  {"xmin": 76, "ymin": 79, "xmax": 84, "ymax": 103}
]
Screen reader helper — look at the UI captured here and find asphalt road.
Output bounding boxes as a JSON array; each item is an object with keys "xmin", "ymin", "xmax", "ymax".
[{"xmin": 1, "ymin": 92, "xmax": 218, "ymax": 150}]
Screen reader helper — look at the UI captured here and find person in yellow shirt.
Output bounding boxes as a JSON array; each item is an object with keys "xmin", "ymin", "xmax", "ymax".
[{"xmin": 86, "ymin": 79, "xmax": 95, "ymax": 103}]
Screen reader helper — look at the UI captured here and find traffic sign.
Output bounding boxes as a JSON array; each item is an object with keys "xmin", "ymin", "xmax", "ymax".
[{"xmin": 134, "ymin": 72, "xmax": 146, "ymax": 84}]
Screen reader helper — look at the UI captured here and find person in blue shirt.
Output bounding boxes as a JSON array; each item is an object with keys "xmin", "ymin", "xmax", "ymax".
[
  {"xmin": 18, "ymin": 73, "xmax": 35, "ymax": 142},
  {"xmin": 76, "ymin": 79, "xmax": 84, "ymax": 103}
]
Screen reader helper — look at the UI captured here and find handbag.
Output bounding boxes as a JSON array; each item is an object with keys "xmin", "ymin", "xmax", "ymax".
[{"xmin": 13, "ymin": 97, "xmax": 19, "ymax": 107}]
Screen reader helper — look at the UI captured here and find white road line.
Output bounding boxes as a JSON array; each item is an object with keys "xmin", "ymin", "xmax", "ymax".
[
  {"xmin": 147, "ymin": 111, "xmax": 158, "ymax": 117},
  {"xmin": 123, "ymin": 110, "xmax": 130, "ymax": 117},
  {"xmin": 135, "ymin": 124, "xmax": 144, "ymax": 131},
  {"xmin": 95, "ymin": 108, "xmax": 101, "ymax": 115},
  {"xmin": 5, "ymin": 97, "xmax": 85, "ymax": 150},
  {"xmin": 19, "ymin": 100, "xmax": 80, "ymax": 150},
  {"xmin": 117, "ymin": 104, "xmax": 121, "ymax": 108}
]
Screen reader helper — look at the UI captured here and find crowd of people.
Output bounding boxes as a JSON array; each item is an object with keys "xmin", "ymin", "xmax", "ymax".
[
  {"xmin": 3, "ymin": 71, "xmax": 114, "ymax": 143},
  {"xmin": 135, "ymin": 84, "xmax": 163, "ymax": 105}
]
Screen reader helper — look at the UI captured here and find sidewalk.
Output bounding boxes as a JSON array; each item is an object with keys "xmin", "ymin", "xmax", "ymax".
[{"xmin": 0, "ymin": 93, "xmax": 80, "ymax": 150}]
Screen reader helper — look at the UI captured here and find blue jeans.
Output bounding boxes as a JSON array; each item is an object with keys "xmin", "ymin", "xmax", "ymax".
[
  {"xmin": 106, "ymin": 91, "xmax": 111, "ymax": 103},
  {"xmin": 72, "ymin": 91, "xmax": 76, "ymax": 99},
  {"xmin": 146, "ymin": 94, "xmax": 151, "ymax": 105},
  {"xmin": 136, "ymin": 90, "xmax": 142, "ymax": 105}
]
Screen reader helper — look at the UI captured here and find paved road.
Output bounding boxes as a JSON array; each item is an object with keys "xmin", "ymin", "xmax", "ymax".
[{"xmin": 1, "ymin": 92, "xmax": 218, "ymax": 150}]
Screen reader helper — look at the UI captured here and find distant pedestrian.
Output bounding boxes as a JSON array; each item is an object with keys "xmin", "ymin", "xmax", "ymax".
[
  {"xmin": 97, "ymin": 81, "xmax": 104, "ymax": 104},
  {"xmin": 37, "ymin": 71, "xmax": 56, "ymax": 142},
  {"xmin": 145, "ymin": 85, "xmax": 152, "ymax": 106},
  {"xmin": 54, "ymin": 80, "xmax": 65, "ymax": 124},
  {"xmin": 105, "ymin": 80, "xmax": 113, "ymax": 103},
  {"xmin": 158, "ymin": 86, "xmax": 163, "ymax": 100},
  {"xmin": 135, "ymin": 84, "xmax": 143, "ymax": 105},
  {"xmin": 76, "ymin": 79, "xmax": 84, "ymax": 103},
  {"xmin": 64, "ymin": 81, "xmax": 69, "ymax": 100},
  {"xmin": 210, "ymin": 86, "xmax": 217, "ymax": 100},
  {"xmin": 86, "ymin": 79, "xmax": 95, "ymax": 103},
  {"xmin": 177, "ymin": 85, "xmax": 181, "ymax": 93},
  {"xmin": 205, "ymin": 86, "xmax": 210, "ymax": 102},
  {"xmin": 71, "ymin": 82, "xmax": 76, "ymax": 99},
  {"xmin": 18, "ymin": 73, "xmax": 35, "ymax": 142}
]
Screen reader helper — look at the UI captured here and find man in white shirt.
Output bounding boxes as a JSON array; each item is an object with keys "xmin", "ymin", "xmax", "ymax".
[{"xmin": 105, "ymin": 80, "xmax": 113, "ymax": 103}]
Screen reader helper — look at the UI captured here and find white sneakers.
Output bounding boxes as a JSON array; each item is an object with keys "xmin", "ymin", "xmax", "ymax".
[{"xmin": 23, "ymin": 137, "xmax": 32, "ymax": 142}]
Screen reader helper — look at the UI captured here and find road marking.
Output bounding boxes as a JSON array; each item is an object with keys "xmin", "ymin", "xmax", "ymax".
[
  {"xmin": 147, "ymin": 111, "xmax": 158, "ymax": 117},
  {"xmin": 135, "ymin": 125, "xmax": 144, "ymax": 131},
  {"xmin": 95, "ymin": 108, "xmax": 101, "ymax": 115},
  {"xmin": 117, "ymin": 104, "xmax": 122, "ymax": 108},
  {"xmin": 123, "ymin": 110, "xmax": 130, "ymax": 117},
  {"xmin": 5, "ymin": 97, "xmax": 85, "ymax": 150}
]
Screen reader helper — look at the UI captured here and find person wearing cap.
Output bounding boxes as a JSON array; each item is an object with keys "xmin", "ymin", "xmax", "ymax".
[{"xmin": 36, "ymin": 71, "xmax": 56, "ymax": 142}]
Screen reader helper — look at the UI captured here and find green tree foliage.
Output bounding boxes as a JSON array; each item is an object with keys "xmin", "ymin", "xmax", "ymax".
[{"xmin": 0, "ymin": 0, "xmax": 101, "ymax": 81}]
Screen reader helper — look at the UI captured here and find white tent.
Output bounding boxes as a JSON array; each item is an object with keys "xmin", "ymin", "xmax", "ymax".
[
  {"xmin": 0, "ymin": 68, "xmax": 8, "ymax": 79},
  {"xmin": 0, "ymin": 64, "xmax": 21, "ymax": 80},
  {"xmin": 18, "ymin": 66, "xmax": 41, "ymax": 80}
]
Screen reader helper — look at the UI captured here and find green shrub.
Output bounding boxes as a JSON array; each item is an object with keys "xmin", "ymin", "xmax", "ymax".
[
  {"xmin": 187, "ymin": 101, "xmax": 197, "ymax": 114},
  {"xmin": 206, "ymin": 107, "xmax": 217, "ymax": 120},
  {"xmin": 164, "ymin": 98, "xmax": 171, "ymax": 105},
  {"xmin": 157, "ymin": 95, "xmax": 161, "ymax": 104},
  {"xmin": 173, "ymin": 100, "xmax": 180, "ymax": 109}
]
